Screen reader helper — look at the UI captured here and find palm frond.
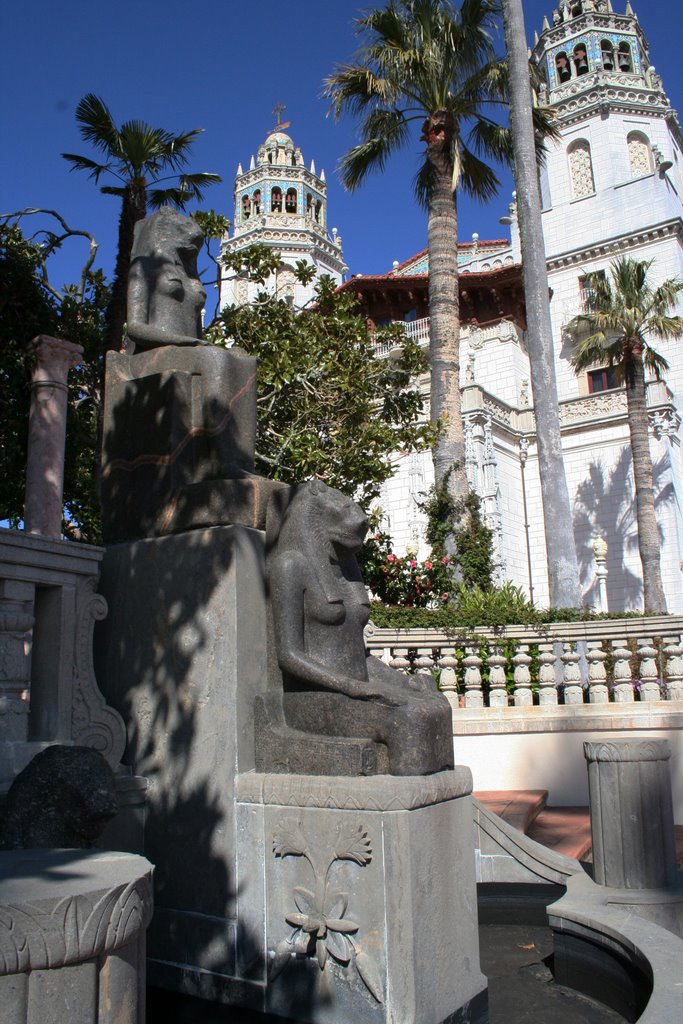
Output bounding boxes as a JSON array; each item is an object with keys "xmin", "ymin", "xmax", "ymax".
[
  {"xmin": 457, "ymin": 143, "xmax": 501, "ymax": 200},
  {"xmin": 468, "ymin": 119, "xmax": 513, "ymax": 167},
  {"xmin": 338, "ymin": 110, "xmax": 410, "ymax": 190},
  {"xmin": 73, "ymin": 94, "xmax": 120, "ymax": 154},
  {"xmin": 61, "ymin": 153, "xmax": 113, "ymax": 182}
]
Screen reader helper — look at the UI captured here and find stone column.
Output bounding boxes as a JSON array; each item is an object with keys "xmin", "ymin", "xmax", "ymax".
[
  {"xmin": 584, "ymin": 739, "xmax": 677, "ymax": 889},
  {"xmin": 24, "ymin": 335, "xmax": 83, "ymax": 539}
]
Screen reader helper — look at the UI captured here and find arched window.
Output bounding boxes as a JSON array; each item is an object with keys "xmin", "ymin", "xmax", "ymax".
[
  {"xmin": 268, "ymin": 152, "xmax": 273, "ymax": 165},
  {"xmin": 600, "ymin": 40, "xmax": 614, "ymax": 71},
  {"xmin": 555, "ymin": 51, "xmax": 572, "ymax": 82},
  {"xmin": 285, "ymin": 188, "xmax": 298, "ymax": 213},
  {"xmin": 617, "ymin": 42, "xmax": 633, "ymax": 73},
  {"xmin": 291, "ymin": 154, "xmax": 297, "ymax": 166},
  {"xmin": 573, "ymin": 43, "xmax": 589, "ymax": 76},
  {"xmin": 314, "ymin": 199, "xmax": 322, "ymax": 223},
  {"xmin": 627, "ymin": 131, "xmax": 653, "ymax": 177},
  {"xmin": 571, "ymin": 2, "xmax": 583, "ymax": 15},
  {"xmin": 253, "ymin": 189, "xmax": 261, "ymax": 215},
  {"xmin": 568, "ymin": 139, "xmax": 596, "ymax": 199},
  {"xmin": 241, "ymin": 194, "xmax": 251, "ymax": 220},
  {"xmin": 271, "ymin": 187, "xmax": 282, "ymax": 213},
  {"xmin": 306, "ymin": 193, "xmax": 313, "ymax": 217}
]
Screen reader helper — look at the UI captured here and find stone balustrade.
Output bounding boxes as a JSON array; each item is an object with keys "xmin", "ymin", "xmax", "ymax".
[{"xmin": 365, "ymin": 615, "xmax": 683, "ymax": 711}]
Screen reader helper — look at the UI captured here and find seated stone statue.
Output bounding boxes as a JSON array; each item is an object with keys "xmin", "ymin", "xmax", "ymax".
[
  {"xmin": 255, "ymin": 481, "xmax": 454, "ymax": 777},
  {"xmin": 101, "ymin": 207, "xmax": 281, "ymax": 542},
  {"xmin": 126, "ymin": 207, "xmax": 208, "ymax": 351}
]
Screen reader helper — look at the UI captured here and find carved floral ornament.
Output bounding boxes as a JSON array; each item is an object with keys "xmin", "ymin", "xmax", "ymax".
[{"xmin": 269, "ymin": 818, "xmax": 383, "ymax": 1004}]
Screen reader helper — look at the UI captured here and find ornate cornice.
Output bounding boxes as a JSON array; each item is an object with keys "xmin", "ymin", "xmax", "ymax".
[
  {"xmin": 533, "ymin": 12, "xmax": 648, "ymax": 60},
  {"xmin": 546, "ymin": 218, "xmax": 683, "ymax": 272}
]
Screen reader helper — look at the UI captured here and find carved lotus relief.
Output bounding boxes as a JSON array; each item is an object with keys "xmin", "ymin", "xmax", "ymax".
[{"xmin": 269, "ymin": 818, "xmax": 383, "ymax": 1004}]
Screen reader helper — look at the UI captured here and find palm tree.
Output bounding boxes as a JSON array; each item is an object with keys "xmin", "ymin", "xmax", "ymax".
[
  {"xmin": 63, "ymin": 94, "xmax": 221, "ymax": 353},
  {"xmin": 569, "ymin": 257, "xmax": 683, "ymax": 613},
  {"xmin": 325, "ymin": 0, "xmax": 553, "ymax": 518},
  {"xmin": 502, "ymin": 0, "xmax": 581, "ymax": 607}
]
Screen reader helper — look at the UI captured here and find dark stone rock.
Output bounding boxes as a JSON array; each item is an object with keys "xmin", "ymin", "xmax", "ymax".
[
  {"xmin": 0, "ymin": 745, "xmax": 118, "ymax": 849},
  {"xmin": 255, "ymin": 481, "xmax": 455, "ymax": 777}
]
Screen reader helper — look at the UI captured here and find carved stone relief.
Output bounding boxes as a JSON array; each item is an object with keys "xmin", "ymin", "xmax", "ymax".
[{"xmin": 269, "ymin": 818, "xmax": 383, "ymax": 1004}]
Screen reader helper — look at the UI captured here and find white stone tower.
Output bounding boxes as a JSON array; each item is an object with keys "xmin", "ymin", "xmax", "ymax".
[
  {"xmin": 219, "ymin": 120, "xmax": 347, "ymax": 309},
  {"xmin": 528, "ymin": 0, "xmax": 683, "ymax": 609}
]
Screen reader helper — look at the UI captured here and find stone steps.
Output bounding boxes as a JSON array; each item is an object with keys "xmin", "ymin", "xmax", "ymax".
[{"xmin": 474, "ymin": 789, "xmax": 592, "ymax": 861}]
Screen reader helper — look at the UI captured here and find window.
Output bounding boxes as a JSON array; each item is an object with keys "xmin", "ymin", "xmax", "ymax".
[
  {"xmin": 241, "ymin": 194, "xmax": 251, "ymax": 220},
  {"xmin": 627, "ymin": 131, "xmax": 653, "ymax": 177},
  {"xmin": 601, "ymin": 40, "xmax": 614, "ymax": 71},
  {"xmin": 556, "ymin": 51, "xmax": 572, "ymax": 82},
  {"xmin": 617, "ymin": 42, "xmax": 633, "ymax": 73},
  {"xmin": 588, "ymin": 367, "xmax": 618, "ymax": 393},
  {"xmin": 573, "ymin": 43, "xmax": 589, "ymax": 76},
  {"xmin": 271, "ymin": 187, "xmax": 282, "ymax": 213},
  {"xmin": 285, "ymin": 188, "xmax": 298, "ymax": 213},
  {"xmin": 579, "ymin": 269, "xmax": 606, "ymax": 309},
  {"xmin": 571, "ymin": 2, "xmax": 583, "ymax": 15},
  {"xmin": 568, "ymin": 139, "xmax": 596, "ymax": 199},
  {"xmin": 253, "ymin": 189, "xmax": 261, "ymax": 215}
]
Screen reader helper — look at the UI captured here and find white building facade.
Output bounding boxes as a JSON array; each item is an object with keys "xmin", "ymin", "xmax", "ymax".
[{"xmin": 375, "ymin": 0, "xmax": 683, "ymax": 612}]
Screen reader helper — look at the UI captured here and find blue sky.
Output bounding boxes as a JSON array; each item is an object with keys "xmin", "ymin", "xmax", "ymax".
[{"xmin": 2, "ymin": 0, "xmax": 680, "ymax": 300}]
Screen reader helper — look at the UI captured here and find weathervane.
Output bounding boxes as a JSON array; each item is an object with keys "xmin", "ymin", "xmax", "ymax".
[{"xmin": 271, "ymin": 102, "xmax": 292, "ymax": 132}]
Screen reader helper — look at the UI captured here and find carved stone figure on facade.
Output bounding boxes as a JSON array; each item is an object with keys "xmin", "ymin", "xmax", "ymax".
[
  {"xmin": 255, "ymin": 481, "xmax": 454, "ymax": 776},
  {"xmin": 101, "ymin": 207, "xmax": 281, "ymax": 542}
]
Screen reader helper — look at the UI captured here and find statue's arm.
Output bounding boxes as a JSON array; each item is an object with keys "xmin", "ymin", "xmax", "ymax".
[
  {"xmin": 366, "ymin": 653, "xmax": 438, "ymax": 694},
  {"xmin": 126, "ymin": 320, "xmax": 207, "ymax": 348},
  {"xmin": 272, "ymin": 551, "xmax": 404, "ymax": 704}
]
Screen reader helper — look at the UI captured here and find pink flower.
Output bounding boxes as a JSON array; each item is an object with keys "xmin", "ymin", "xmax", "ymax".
[
  {"xmin": 387, "ymin": 553, "xmax": 396, "ymax": 562},
  {"xmin": 410, "ymin": 560, "xmax": 417, "ymax": 567},
  {"xmin": 441, "ymin": 557, "xmax": 449, "ymax": 565},
  {"xmin": 425, "ymin": 561, "xmax": 432, "ymax": 569},
  {"xmin": 441, "ymin": 593, "xmax": 449, "ymax": 601}
]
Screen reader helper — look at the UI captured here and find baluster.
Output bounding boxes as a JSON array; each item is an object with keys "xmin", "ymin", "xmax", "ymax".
[
  {"xmin": 586, "ymin": 640, "xmax": 608, "ymax": 704},
  {"xmin": 414, "ymin": 646, "xmax": 435, "ymax": 675},
  {"xmin": 463, "ymin": 644, "xmax": 484, "ymax": 708},
  {"xmin": 487, "ymin": 644, "xmax": 508, "ymax": 708},
  {"xmin": 437, "ymin": 647, "xmax": 459, "ymax": 709},
  {"xmin": 538, "ymin": 642, "xmax": 559, "ymax": 705},
  {"xmin": 389, "ymin": 647, "xmax": 410, "ymax": 674},
  {"xmin": 637, "ymin": 637, "xmax": 661, "ymax": 701},
  {"xmin": 664, "ymin": 637, "xmax": 683, "ymax": 701},
  {"xmin": 561, "ymin": 642, "xmax": 583, "ymax": 704},
  {"xmin": 512, "ymin": 644, "xmax": 533, "ymax": 707},
  {"xmin": 612, "ymin": 640, "xmax": 634, "ymax": 702}
]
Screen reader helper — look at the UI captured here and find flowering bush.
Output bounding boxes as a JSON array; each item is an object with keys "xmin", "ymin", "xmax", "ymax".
[{"xmin": 358, "ymin": 531, "xmax": 453, "ymax": 608}]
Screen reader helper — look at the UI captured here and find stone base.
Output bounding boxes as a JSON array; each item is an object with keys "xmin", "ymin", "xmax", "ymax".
[
  {"xmin": 0, "ymin": 849, "xmax": 153, "ymax": 1024},
  {"xmin": 150, "ymin": 769, "xmax": 487, "ymax": 1024}
]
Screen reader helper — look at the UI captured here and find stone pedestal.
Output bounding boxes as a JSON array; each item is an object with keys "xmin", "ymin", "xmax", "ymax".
[
  {"xmin": 0, "ymin": 849, "xmax": 153, "ymax": 1024},
  {"xmin": 232, "ymin": 771, "xmax": 487, "ymax": 1024},
  {"xmin": 584, "ymin": 739, "xmax": 678, "ymax": 888},
  {"xmin": 95, "ymin": 525, "xmax": 269, "ymax": 972}
]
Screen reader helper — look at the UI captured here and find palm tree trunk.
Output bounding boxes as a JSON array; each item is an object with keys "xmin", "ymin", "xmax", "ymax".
[
  {"xmin": 427, "ymin": 142, "xmax": 467, "ymax": 508},
  {"xmin": 103, "ymin": 184, "xmax": 147, "ymax": 354},
  {"xmin": 502, "ymin": 0, "xmax": 582, "ymax": 608},
  {"xmin": 626, "ymin": 351, "xmax": 667, "ymax": 612}
]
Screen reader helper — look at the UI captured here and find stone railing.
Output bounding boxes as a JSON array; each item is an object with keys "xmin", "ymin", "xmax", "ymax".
[{"xmin": 365, "ymin": 615, "xmax": 683, "ymax": 710}]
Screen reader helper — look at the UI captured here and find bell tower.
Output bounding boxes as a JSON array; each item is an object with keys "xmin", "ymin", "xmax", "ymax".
[
  {"xmin": 219, "ymin": 118, "xmax": 347, "ymax": 309},
  {"xmin": 528, "ymin": 0, "xmax": 683, "ymax": 403}
]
